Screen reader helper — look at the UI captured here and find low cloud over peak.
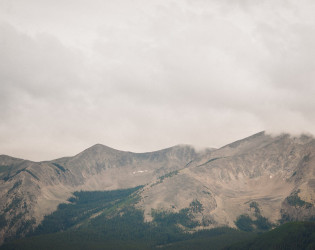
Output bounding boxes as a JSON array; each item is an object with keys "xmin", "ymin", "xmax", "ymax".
[{"xmin": 0, "ymin": 0, "xmax": 314, "ymax": 160}]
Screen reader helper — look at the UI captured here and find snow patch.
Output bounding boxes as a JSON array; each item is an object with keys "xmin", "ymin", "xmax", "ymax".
[{"xmin": 132, "ymin": 170, "xmax": 148, "ymax": 174}]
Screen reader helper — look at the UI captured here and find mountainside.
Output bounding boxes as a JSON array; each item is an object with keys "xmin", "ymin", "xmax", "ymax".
[
  {"xmin": 138, "ymin": 132, "xmax": 315, "ymax": 227},
  {"xmin": 225, "ymin": 221, "xmax": 315, "ymax": 250},
  {"xmin": 0, "ymin": 187, "xmax": 257, "ymax": 250},
  {"xmin": 0, "ymin": 144, "xmax": 200, "ymax": 244},
  {"xmin": 0, "ymin": 131, "xmax": 315, "ymax": 246}
]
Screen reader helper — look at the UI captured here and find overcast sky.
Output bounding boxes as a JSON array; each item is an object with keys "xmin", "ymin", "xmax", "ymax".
[{"xmin": 1, "ymin": 0, "xmax": 315, "ymax": 161}]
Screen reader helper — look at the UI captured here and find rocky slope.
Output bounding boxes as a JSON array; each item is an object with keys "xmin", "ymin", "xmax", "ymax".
[
  {"xmin": 0, "ymin": 144, "xmax": 200, "ymax": 244},
  {"xmin": 137, "ymin": 132, "xmax": 315, "ymax": 228},
  {"xmin": 0, "ymin": 132, "xmax": 314, "ymax": 245}
]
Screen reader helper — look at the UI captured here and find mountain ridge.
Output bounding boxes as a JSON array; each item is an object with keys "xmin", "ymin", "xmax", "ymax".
[
  {"xmin": 0, "ymin": 132, "xmax": 314, "ymax": 245},
  {"xmin": 0, "ymin": 143, "xmax": 201, "ymax": 244},
  {"xmin": 138, "ymin": 132, "xmax": 315, "ymax": 227}
]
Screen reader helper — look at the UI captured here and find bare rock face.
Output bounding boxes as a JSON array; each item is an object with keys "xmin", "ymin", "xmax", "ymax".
[
  {"xmin": 137, "ymin": 132, "xmax": 315, "ymax": 228},
  {"xmin": 0, "ymin": 132, "xmax": 314, "ymax": 244},
  {"xmin": 0, "ymin": 159, "xmax": 78, "ymax": 243},
  {"xmin": 0, "ymin": 144, "xmax": 199, "ymax": 244}
]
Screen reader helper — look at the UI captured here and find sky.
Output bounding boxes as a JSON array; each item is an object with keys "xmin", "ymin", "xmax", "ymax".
[{"xmin": 0, "ymin": 0, "xmax": 315, "ymax": 161}]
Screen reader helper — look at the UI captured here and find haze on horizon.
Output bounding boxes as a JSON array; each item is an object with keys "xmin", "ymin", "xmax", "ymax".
[{"xmin": 0, "ymin": 0, "xmax": 315, "ymax": 161}]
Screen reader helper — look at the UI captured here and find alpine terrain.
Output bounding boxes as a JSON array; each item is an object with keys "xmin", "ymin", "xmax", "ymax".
[{"xmin": 0, "ymin": 131, "xmax": 314, "ymax": 248}]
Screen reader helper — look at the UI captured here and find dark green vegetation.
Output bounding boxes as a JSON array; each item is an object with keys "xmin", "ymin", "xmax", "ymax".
[
  {"xmin": 2, "ymin": 188, "xmax": 314, "ymax": 250},
  {"xmin": 52, "ymin": 163, "xmax": 67, "ymax": 172},
  {"xmin": 152, "ymin": 199, "xmax": 205, "ymax": 229},
  {"xmin": 0, "ymin": 165, "xmax": 10, "ymax": 174},
  {"xmin": 249, "ymin": 201, "xmax": 260, "ymax": 214},
  {"xmin": 151, "ymin": 170, "xmax": 180, "ymax": 187},
  {"xmin": 0, "ymin": 167, "xmax": 25, "ymax": 181},
  {"xmin": 32, "ymin": 186, "xmax": 143, "ymax": 235},
  {"xmin": 0, "ymin": 214, "xmax": 7, "ymax": 228},
  {"xmin": 0, "ymin": 188, "xmax": 255, "ymax": 250},
  {"xmin": 158, "ymin": 170, "xmax": 179, "ymax": 182},
  {"xmin": 161, "ymin": 229, "xmax": 254, "ymax": 250},
  {"xmin": 279, "ymin": 190, "xmax": 314, "ymax": 224},
  {"xmin": 1, "ymin": 167, "xmax": 40, "ymax": 182},
  {"xmin": 235, "ymin": 202, "xmax": 272, "ymax": 232},
  {"xmin": 196, "ymin": 157, "xmax": 221, "ymax": 167},
  {"xmin": 1, "ymin": 195, "xmax": 37, "ymax": 241},
  {"xmin": 226, "ymin": 221, "xmax": 315, "ymax": 250},
  {"xmin": 235, "ymin": 214, "xmax": 272, "ymax": 232},
  {"xmin": 286, "ymin": 190, "xmax": 313, "ymax": 208}
]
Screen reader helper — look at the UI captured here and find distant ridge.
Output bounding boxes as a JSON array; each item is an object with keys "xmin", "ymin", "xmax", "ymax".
[
  {"xmin": 220, "ymin": 131, "xmax": 266, "ymax": 149},
  {"xmin": 0, "ymin": 132, "xmax": 314, "ymax": 245}
]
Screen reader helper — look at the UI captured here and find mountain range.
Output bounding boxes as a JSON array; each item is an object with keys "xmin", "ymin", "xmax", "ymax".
[{"xmin": 0, "ymin": 131, "xmax": 314, "ymax": 246}]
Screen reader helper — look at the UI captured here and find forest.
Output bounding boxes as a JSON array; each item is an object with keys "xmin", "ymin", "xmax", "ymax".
[{"xmin": 1, "ymin": 188, "xmax": 314, "ymax": 250}]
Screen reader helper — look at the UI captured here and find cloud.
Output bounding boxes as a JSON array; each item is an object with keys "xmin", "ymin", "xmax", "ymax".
[{"xmin": 0, "ymin": 0, "xmax": 314, "ymax": 160}]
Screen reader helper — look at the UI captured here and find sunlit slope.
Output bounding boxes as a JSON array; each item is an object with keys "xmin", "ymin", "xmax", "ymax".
[
  {"xmin": 0, "ymin": 144, "xmax": 200, "ymax": 244},
  {"xmin": 138, "ymin": 132, "xmax": 315, "ymax": 227}
]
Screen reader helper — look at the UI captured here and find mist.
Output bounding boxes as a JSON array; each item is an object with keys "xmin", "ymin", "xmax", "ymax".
[{"xmin": 1, "ymin": 0, "xmax": 314, "ymax": 160}]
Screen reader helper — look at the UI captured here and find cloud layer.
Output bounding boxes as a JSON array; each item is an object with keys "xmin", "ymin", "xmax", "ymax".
[{"xmin": 1, "ymin": 0, "xmax": 315, "ymax": 160}]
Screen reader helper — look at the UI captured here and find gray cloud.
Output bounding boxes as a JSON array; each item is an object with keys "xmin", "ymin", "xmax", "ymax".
[{"xmin": 0, "ymin": 0, "xmax": 314, "ymax": 160}]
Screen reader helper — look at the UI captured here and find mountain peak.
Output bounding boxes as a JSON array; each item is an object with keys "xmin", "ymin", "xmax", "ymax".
[
  {"xmin": 78, "ymin": 143, "xmax": 123, "ymax": 156},
  {"xmin": 0, "ymin": 154, "xmax": 25, "ymax": 166},
  {"xmin": 1, "ymin": 131, "xmax": 315, "ymax": 246},
  {"xmin": 222, "ymin": 131, "xmax": 266, "ymax": 149}
]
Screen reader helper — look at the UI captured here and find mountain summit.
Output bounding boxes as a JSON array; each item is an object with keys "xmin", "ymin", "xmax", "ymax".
[
  {"xmin": 0, "ymin": 132, "xmax": 314, "ymax": 245},
  {"xmin": 0, "ymin": 143, "xmax": 200, "ymax": 244}
]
